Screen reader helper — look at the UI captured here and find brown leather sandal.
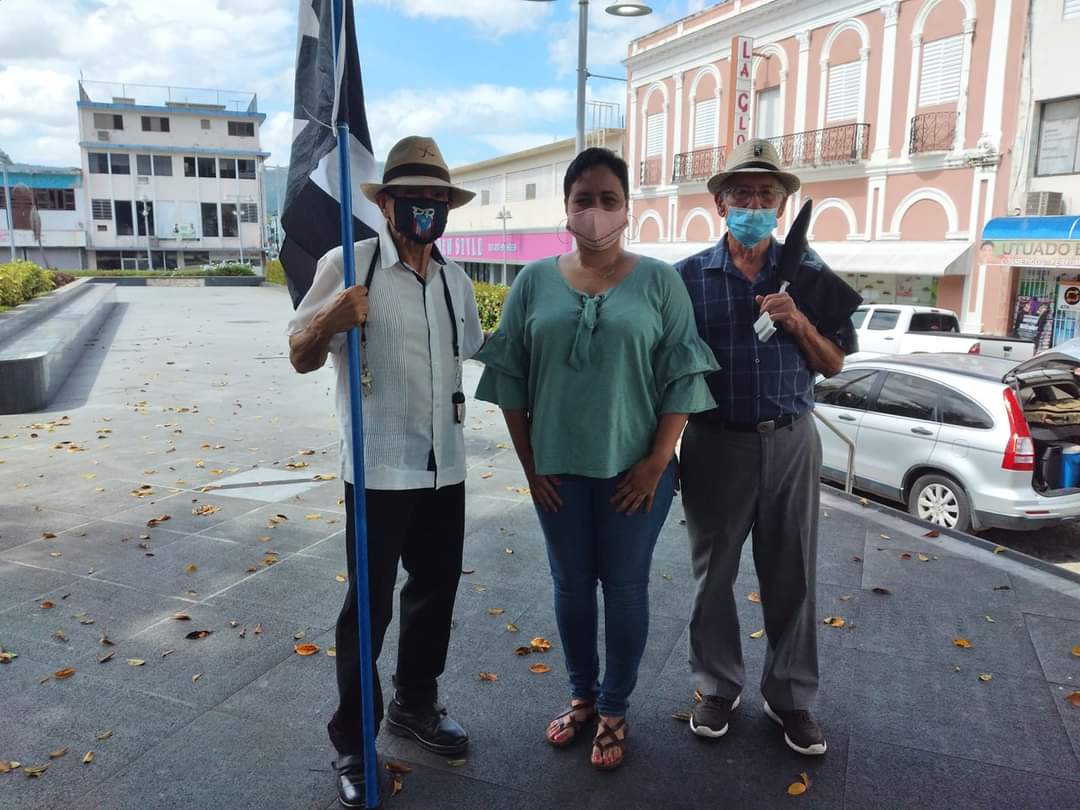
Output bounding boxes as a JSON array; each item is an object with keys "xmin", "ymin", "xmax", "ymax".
[
  {"xmin": 591, "ymin": 716, "xmax": 628, "ymax": 771},
  {"xmin": 545, "ymin": 699, "xmax": 597, "ymax": 748}
]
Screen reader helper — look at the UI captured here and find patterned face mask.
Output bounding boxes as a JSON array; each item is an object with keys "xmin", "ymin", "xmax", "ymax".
[{"xmin": 393, "ymin": 196, "xmax": 449, "ymax": 244}]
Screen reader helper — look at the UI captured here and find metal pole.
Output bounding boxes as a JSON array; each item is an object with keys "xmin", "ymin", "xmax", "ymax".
[
  {"xmin": 575, "ymin": 0, "xmax": 588, "ymax": 156},
  {"xmin": 1, "ymin": 162, "xmax": 13, "ymax": 261},
  {"xmin": 236, "ymin": 171, "xmax": 245, "ymax": 265},
  {"xmin": 141, "ymin": 201, "xmax": 153, "ymax": 270},
  {"xmin": 330, "ymin": 1, "xmax": 379, "ymax": 807}
]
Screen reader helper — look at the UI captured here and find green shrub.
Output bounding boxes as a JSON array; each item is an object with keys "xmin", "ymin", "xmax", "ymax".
[
  {"xmin": 473, "ymin": 281, "xmax": 510, "ymax": 332},
  {"xmin": 265, "ymin": 259, "xmax": 285, "ymax": 285},
  {"xmin": 203, "ymin": 263, "xmax": 254, "ymax": 276},
  {"xmin": 0, "ymin": 260, "xmax": 54, "ymax": 307}
]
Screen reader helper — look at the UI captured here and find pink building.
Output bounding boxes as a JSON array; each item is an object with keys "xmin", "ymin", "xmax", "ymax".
[{"xmin": 625, "ymin": 0, "xmax": 1026, "ymax": 335}]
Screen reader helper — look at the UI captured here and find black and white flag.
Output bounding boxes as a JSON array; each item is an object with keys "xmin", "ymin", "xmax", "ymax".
[{"xmin": 281, "ymin": 0, "xmax": 382, "ymax": 308}]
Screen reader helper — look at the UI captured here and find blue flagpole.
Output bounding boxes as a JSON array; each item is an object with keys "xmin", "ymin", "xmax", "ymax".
[{"xmin": 329, "ymin": 0, "xmax": 380, "ymax": 806}]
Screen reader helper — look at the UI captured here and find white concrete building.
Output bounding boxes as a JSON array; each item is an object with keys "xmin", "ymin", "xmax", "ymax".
[
  {"xmin": 0, "ymin": 162, "xmax": 87, "ymax": 269},
  {"xmin": 76, "ymin": 80, "xmax": 269, "ymax": 270},
  {"xmin": 446, "ymin": 129, "xmax": 624, "ymax": 285}
]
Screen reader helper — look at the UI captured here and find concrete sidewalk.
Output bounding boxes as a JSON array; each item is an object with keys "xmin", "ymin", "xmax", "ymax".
[{"xmin": 2, "ymin": 286, "xmax": 1080, "ymax": 809}]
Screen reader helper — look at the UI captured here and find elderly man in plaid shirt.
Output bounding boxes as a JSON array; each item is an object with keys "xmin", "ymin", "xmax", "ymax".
[{"xmin": 673, "ymin": 139, "xmax": 858, "ymax": 757}]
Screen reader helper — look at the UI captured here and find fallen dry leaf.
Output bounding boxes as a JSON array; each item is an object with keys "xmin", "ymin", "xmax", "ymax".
[
  {"xmin": 53, "ymin": 667, "xmax": 76, "ymax": 680},
  {"xmin": 478, "ymin": 672, "xmax": 498, "ymax": 682},
  {"xmin": 385, "ymin": 761, "xmax": 414, "ymax": 774},
  {"xmin": 99, "ymin": 633, "xmax": 114, "ymax": 646},
  {"xmin": 49, "ymin": 747, "xmax": 69, "ymax": 759},
  {"xmin": 529, "ymin": 663, "xmax": 551, "ymax": 674},
  {"xmin": 314, "ymin": 473, "xmax": 336, "ymax": 481},
  {"xmin": 1072, "ymin": 645, "xmax": 1080, "ymax": 657},
  {"xmin": 916, "ymin": 553, "xmax": 930, "ymax": 562},
  {"xmin": 294, "ymin": 643, "xmax": 320, "ymax": 656},
  {"xmin": 192, "ymin": 504, "xmax": 220, "ymax": 517},
  {"xmin": 127, "ymin": 658, "xmax": 146, "ymax": 667},
  {"xmin": 185, "ymin": 630, "xmax": 212, "ymax": 640},
  {"xmin": 53, "ymin": 629, "xmax": 67, "ymax": 642},
  {"xmin": 953, "ymin": 638, "xmax": 973, "ymax": 649},
  {"xmin": 192, "ymin": 673, "xmax": 203, "ymax": 683},
  {"xmin": 899, "ymin": 553, "xmax": 912, "ymax": 561},
  {"xmin": 514, "ymin": 646, "xmax": 532, "ymax": 656},
  {"xmin": 173, "ymin": 612, "xmax": 192, "ymax": 621},
  {"xmin": 671, "ymin": 711, "xmax": 691, "ymax": 722},
  {"xmin": 326, "ymin": 646, "xmax": 336, "ymax": 657},
  {"xmin": 985, "ymin": 615, "xmax": 995, "ymax": 623},
  {"xmin": 447, "ymin": 758, "xmax": 467, "ymax": 767},
  {"xmin": 335, "ymin": 573, "xmax": 347, "ymax": 583},
  {"xmin": 530, "ymin": 637, "xmax": 552, "ymax": 652},
  {"xmin": 1066, "ymin": 691, "xmax": 1080, "ymax": 708},
  {"xmin": 299, "ymin": 448, "xmax": 316, "ymax": 456},
  {"xmin": 146, "ymin": 515, "xmax": 171, "ymax": 528},
  {"xmin": 487, "ymin": 608, "xmax": 505, "ymax": 616},
  {"xmin": 924, "ymin": 530, "xmax": 940, "ymax": 538},
  {"xmin": 95, "ymin": 730, "xmax": 112, "ymax": 741},
  {"xmin": 304, "ymin": 513, "xmax": 322, "ymax": 520},
  {"xmin": 506, "ymin": 623, "xmax": 518, "ymax": 633},
  {"xmin": 480, "ymin": 472, "xmax": 493, "ymax": 479},
  {"xmin": 23, "ymin": 764, "xmax": 48, "ymax": 778},
  {"xmin": 993, "ymin": 546, "xmax": 1006, "ymax": 555},
  {"xmin": 42, "ymin": 532, "xmax": 57, "ymax": 539},
  {"xmin": 183, "ymin": 564, "xmax": 198, "ymax": 575},
  {"xmin": 823, "ymin": 616, "xmax": 846, "ymax": 629},
  {"xmin": 161, "ymin": 650, "xmax": 174, "ymax": 658},
  {"xmin": 293, "ymin": 631, "xmax": 306, "ymax": 640},
  {"xmin": 82, "ymin": 751, "xmax": 94, "ymax": 765},
  {"xmin": 871, "ymin": 587, "xmax": 892, "ymax": 595},
  {"xmin": 40, "ymin": 600, "xmax": 55, "ymax": 609},
  {"xmin": 750, "ymin": 628, "xmax": 765, "ymax": 639},
  {"xmin": 390, "ymin": 774, "xmax": 403, "ymax": 797},
  {"xmin": 97, "ymin": 652, "xmax": 114, "ymax": 664},
  {"xmin": 748, "ymin": 591, "xmax": 761, "ymax": 603},
  {"xmin": 787, "ymin": 771, "xmax": 810, "ymax": 796},
  {"xmin": 977, "ymin": 674, "xmax": 993, "ymax": 682},
  {"xmin": 257, "ymin": 535, "xmax": 271, "ymax": 543}
]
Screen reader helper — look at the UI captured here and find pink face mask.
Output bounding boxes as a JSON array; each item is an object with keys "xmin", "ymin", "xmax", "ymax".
[{"xmin": 567, "ymin": 207, "xmax": 628, "ymax": 251}]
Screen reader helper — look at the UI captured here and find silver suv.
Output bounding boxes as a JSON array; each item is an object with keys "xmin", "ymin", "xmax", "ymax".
[{"xmin": 813, "ymin": 352, "xmax": 1080, "ymax": 532}]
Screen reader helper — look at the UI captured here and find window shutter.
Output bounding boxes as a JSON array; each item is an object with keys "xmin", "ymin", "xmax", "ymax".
[
  {"xmin": 1066, "ymin": 0, "xmax": 1080, "ymax": 20},
  {"xmin": 646, "ymin": 112, "xmax": 665, "ymax": 157},
  {"xmin": 826, "ymin": 61, "xmax": 861, "ymax": 122},
  {"xmin": 919, "ymin": 35, "xmax": 964, "ymax": 106},
  {"xmin": 692, "ymin": 99, "xmax": 717, "ymax": 148}
]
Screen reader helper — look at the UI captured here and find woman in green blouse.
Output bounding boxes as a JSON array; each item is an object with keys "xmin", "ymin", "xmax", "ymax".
[{"xmin": 475, "ymin": 148, "xmax": 719, "ymax": 770}]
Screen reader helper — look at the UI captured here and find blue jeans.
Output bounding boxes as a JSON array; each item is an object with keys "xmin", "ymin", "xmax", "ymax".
[{"xmin": 534, "ymin": 461, "xmax": 676, "ymax": 717}]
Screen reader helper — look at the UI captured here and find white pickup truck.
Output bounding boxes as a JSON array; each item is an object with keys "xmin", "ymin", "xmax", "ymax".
[{"xmin": 853, "ymin": 305, "xmax": 1035, "ymax": 361}]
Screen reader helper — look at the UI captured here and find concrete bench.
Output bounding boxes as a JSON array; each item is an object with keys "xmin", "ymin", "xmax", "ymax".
[{"xmin": 0, "ymin": 280, "xmax": 118, "ymax": 413}]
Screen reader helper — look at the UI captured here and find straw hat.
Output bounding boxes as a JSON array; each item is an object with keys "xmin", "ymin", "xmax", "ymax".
[
  {"xmin": 706, "ymin": 139, "xmax": 801, "ymax": 196},
  {"xmin": 360, "ymin": 136, "xmax": 475, "ymax": 209}
]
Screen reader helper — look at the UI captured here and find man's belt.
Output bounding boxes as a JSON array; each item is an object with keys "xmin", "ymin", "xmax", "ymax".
[{"xmin": 693, "ymin": 412, "xmax": 804, "ymax": 433}]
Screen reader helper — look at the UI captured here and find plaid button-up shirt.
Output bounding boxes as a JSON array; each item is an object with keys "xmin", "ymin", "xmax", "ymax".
[{"xmin": 674, "ymin": 237, "xmax": 853, "ymax": 425}]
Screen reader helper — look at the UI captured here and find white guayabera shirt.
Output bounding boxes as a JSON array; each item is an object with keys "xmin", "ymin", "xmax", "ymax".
[{"xmin": 288, "ymin": 224, "xmax": 484, "ymax": 490}]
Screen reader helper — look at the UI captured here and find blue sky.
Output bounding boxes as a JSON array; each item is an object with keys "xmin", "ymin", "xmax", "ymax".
[{"xmin": 0, "ymin": 0, "xmax": 720, "ymax": 170}]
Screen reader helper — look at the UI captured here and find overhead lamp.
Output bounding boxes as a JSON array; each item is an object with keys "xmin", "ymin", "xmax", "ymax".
[{"xmin": 606, "ymin": 2, "xmax": 652, "ymax": 15}]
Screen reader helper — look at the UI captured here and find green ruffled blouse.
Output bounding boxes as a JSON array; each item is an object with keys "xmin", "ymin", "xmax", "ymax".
[{"xmin": 474, "ymin": 255, "xmax": 720, "ymax": 478}]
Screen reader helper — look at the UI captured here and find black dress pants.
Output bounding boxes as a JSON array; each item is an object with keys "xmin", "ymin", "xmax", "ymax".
[{"xmin": 327, "ymin": 481, "xmax": 465, "ymax": 756}]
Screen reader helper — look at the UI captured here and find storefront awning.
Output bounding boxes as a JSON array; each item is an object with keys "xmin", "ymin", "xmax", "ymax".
[
  {"xmin": 631, "ymin": 240, "xmax": 973, "ymax": 276},
  {"xmin": 983, "ymin": 215, "xmax": 1080, "ymax": 241},
  {"xmin": 810, "ymin": 241, "xmax": 973, "ymax": 276},
  {"xmin": 982, "ymin": 216, "xmax": 1080, "ymax": 268},
  {"xmin": 630, "ymin": 242, "xmax": 716, "ymax": 265}
]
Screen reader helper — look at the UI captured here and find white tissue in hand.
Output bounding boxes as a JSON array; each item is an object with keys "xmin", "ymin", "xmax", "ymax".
[{"xmin": 754, "ymin": 311, "xmax": 776, "ymax": 342}]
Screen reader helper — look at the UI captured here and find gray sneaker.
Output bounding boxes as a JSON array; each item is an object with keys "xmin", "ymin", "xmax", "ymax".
[
  {"xmin": 689, "ymin": 694, "xmax": 741, "ymax": 739},
  {"xmin": 763, "ymin": 701, "xmax": 827, "ymax": 756}
]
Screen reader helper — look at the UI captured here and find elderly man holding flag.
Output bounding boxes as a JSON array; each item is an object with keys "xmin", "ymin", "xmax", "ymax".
[{"xmin": 282, "ymin": 3, "xmax": 482, "ymax": 808}]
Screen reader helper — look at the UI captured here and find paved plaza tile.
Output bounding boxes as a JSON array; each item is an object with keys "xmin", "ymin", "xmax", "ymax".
[{"xmin": 3, "ymin": 286, "xmax": 1080, "ymax": 809}]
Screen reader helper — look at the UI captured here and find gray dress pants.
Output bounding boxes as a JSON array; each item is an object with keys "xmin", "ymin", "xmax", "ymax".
[{"xmin": 680, "ymin": 415, "xmax": 821, "ymax": 711}]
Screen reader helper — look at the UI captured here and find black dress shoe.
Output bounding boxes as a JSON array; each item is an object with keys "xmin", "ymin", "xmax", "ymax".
[
  {"xmin": 333, "ymin": 754, "xmax": 384, "ymax": 809},
  {"xmin": 385, "ymin": 698, "xmax": 469, "ymax": 755}
]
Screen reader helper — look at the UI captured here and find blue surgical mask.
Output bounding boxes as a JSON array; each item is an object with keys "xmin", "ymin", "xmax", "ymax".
[{"xmin": 726, "ymin": 206, "xmax": 778, "ymax": 247}]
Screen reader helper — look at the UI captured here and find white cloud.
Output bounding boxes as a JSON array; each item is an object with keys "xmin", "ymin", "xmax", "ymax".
[
  {"xmin": 0, "ymin": 0, "xmax": 295, "ymax": 166},
  {"xmin": 260, "ymin": 111, "xmax": 295, "ymax": 167},
  {"xmin": 366, "ymin": 84, "xmax": 574, "ymax": 161},
  {"xmin": 547, "ymin": 1, "xmax": 676, "ymax": 78},
  {"xmin": 360, "ymin": 0, "xmax": 551, "ymax": 36}
]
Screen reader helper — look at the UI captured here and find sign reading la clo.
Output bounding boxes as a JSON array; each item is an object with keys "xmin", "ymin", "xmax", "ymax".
[{"xmin": 729, "ymin": 36, "xmax": 754, "ymax": 148}]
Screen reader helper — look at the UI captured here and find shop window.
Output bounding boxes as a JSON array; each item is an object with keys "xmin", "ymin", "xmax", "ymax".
[
  {"xmin": 89, "ymin": 152, "xmax": 110, "ymax": 174},
  {"xmin": 238, "ymin": 159, "xmax": 256, "ymax": 179},
  {"xmin": 184, "ymin": 156, "xmax": 197, "ymax": 177},
  {"xmin": 221, "ymin": 203, "xmax": 239, "ymax": 237},
  {"xmin": 219, "ymin": 158, "xmax": 237, "ymax": 179},
  {"xmin": 136, "ymin": 154, "xmax": 152, "ymax": 176},
  {"xmin": 153, "ymin": 155, "xmax": 173, "ymax": 176},
  {"xmin": 197, "ymin": 157, "xmax": 217, "ymax": 178},
  {"xmin": 110, "ymin": 153, "xmax": 130, "ymax": 175}
]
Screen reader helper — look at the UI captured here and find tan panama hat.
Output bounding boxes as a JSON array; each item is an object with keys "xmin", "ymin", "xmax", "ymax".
[
  {"xmin": 360, "ymin": 136, "xmax": 475, "ymax": 209},
  {"xmin": 706, "ymin": 138, "xmax": 801, "ymax": 197}
]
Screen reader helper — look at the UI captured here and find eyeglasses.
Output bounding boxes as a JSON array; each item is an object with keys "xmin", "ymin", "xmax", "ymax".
[{"xmin": 722, "ymin": 186, "xmax": 786, "ymax": 207}]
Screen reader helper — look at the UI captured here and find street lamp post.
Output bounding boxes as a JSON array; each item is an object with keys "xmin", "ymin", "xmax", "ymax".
[
  {"xmin": 495, "ymin": 206, "xmax": 512, "ymax": 284},
  {"xmin": 139, "ymin": 198, "xmax": 153, "ymax": 271},
  {"xmin": 0, "ymin": 148, "xmax": 15, "ymax": 261},
  {"xmin": 523, "ymin": 1, "xmax": 652, "ymax": 155}
]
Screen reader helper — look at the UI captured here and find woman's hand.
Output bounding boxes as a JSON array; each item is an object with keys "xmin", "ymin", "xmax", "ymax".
[
  {"xmin": 525, "ymin": 466, "xmax": 562, "ymax": 513},
  {"xmin": 611, "ymin": 455, "xmax": 670, "ymax": 516}
]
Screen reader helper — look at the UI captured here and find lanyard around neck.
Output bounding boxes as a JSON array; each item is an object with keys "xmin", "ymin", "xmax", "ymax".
[{"xmin": 362, "ymin": 243, "xmax": 459, "ymax": 361}]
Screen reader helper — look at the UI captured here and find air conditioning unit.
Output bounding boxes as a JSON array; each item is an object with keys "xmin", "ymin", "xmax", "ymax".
[
  {"xmin": 1025, "ymin": 191, "xmax": 1066, "ymax": 216},
  {"xmin": 96, "ymin": 130, "xmax": 110, "ymax": 141},
  {"xmin": 137, "ymin": 176, "xmax": 149, "ymax": 184}
]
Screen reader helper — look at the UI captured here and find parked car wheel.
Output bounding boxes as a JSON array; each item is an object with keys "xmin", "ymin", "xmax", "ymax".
[{"xmin": 908, "ymin": 473, "xmax": 972, "ymax": 533}]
